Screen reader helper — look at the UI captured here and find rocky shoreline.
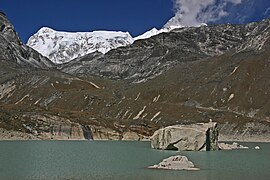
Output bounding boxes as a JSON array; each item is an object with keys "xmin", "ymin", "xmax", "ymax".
[
  {"xmin": 1, "ymin": 128, "xmax": 270, "ymax": 142},
  {"xmin": 218, "ymin": 135, "xmax": 270, "ymax": 142},
  {"xmin": 0, "ymin": 127, "xmax": 148, "ymax": 141},
  {"xmin": 0, "ymin": 128, "xmax": 39, "ymax": 140}
]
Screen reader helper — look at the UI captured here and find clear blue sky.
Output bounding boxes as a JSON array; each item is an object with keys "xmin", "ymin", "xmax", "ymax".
[
  {"xmin": 1, "ymin": 0, "xmax": 270, "ymax": 43},
  {"xmin": 1, "ymin": 0, "xmax": 173, "ymax": 43}
]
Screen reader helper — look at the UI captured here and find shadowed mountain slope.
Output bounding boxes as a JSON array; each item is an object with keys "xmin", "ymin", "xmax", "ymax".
[{"xmin": 0, "ymin": 12, "xmax": 54, "ymax": 69}]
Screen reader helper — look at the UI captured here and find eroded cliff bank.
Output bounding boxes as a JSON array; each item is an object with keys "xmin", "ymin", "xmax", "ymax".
[
  {"xmin": 1, "ymin": 119, "xmax": 270, "ymax": 142},
  {"xmin": 0, "ymin": 113, "xmax": 149, "ymax": 141}
]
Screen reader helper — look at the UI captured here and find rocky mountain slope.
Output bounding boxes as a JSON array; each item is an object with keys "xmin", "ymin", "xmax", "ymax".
[
  {"xmin": 0, "ymin": 11, "xmax": 270, "ymax": 141},
  {"xmin": 61, "ymin": 19, "xmax": 270, "ymax": 83},
  {"xmin": 0, "ymin": 12, "xmax": 54, "ymax": 69},
  {"xmin": 27, "ymin": 27, "xmax": 134, "ymax": 64}
]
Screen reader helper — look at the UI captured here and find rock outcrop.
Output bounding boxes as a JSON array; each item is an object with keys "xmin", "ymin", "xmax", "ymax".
[
  {"xmin": 0, "ymin": 12, "xmax": 54, "ymax": 69},
  {"xmin": 89, "ymin": 126, "xmax": 121, "ymax": 140},
  {"xmin": 218, "ymin": 142, "xmax": 249, "ymax": 150},
  {"xmin": 150, "ymin": 122, "xmax": 219, "ymax": 151},
  {"xmin": 122, "ymin": 131, "xmax": 140, "ymax": 141},
  {"xmin": 87, "ymin": 126, "xmax": 147, "ymax": 141},
  {"xmin": 148, "ymin": 155, "xmax": 199, "ymax": 170},
  {"xmin": 0, "ymin": 128, "xmax": 39, "ymax": 140},
  {"xmin": 20, "ymin": 114, "xmax": 86, "ymax": 140}
]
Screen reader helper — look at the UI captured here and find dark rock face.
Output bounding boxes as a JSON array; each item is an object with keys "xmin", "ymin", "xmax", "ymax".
[
  {"xmin": 0, "ymin": 12, "xmax": 54, "ymax": 69},
  {"xmin": 61, "ymin": 19, "xmax": 270, "ymax": 83},
  {"xmin": 0, "ymin": 12, "xmax": 21, "ymax": 44}
]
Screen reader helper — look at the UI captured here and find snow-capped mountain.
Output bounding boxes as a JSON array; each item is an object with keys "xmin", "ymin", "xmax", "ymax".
[
  {"xmin": 134, "ymin": 15, "xmax": 206, "ymax": 41},
  {"xmin": 27, "ymin": 27, "xmax": 134, "ymax": 64},
  {"xmin": 134, "ymin": 26, "xmax": 182, "ymax": 41},
  {"xmin": 134, "ymin": 14, "xmax": 211, "ymax": 40},
  {"xmin": 27, "ymin": 15, "xmax": 206, "ymax": 64},
  {"xmin": 134, "ymin": 16, "xmax": 185, "ymax": 41},
  {"xmin": 134, "ymin": 28, "xmax": 160, "ymax": 41}
]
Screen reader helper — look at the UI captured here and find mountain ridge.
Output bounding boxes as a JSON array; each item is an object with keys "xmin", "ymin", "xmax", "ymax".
[
  {"xmin": 60, "ymin": 19, "xmax": 270, "ymax": 83},
  {"xmin": 1, "ymin": 12, "xmax": 270, "ymax": 141}
]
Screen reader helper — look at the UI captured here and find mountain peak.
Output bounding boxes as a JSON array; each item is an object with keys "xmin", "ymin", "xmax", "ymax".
[
  {"xmin": 163, "ymin": 13, "xmax": 207, "ymax": 30},
  {"xmin": 0, "ymin": 11, "xmax": 21, "ymax": 44},
  {"xmin": 0, "ymin": 11, "xmax": 54, "ymax": 69},
  {"xmin": 134, "ymin": 28, "xmax": 159, "ymax": 41},
  {"xmin": 27, "ymin": 28, "xmax": 134, "ymax": 64},
  {"xmin": 163, "ymin": 13, "xmax": 185, "ymax": 30},
  {"xmin": 37, "ymin": 27, "xmax": 56, "ymax": 34},
  {"xmin": 134, "ymin": 14, "xmax": 207, "ymax": 41}
]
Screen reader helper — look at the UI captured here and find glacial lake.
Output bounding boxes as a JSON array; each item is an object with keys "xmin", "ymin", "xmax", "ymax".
[{"xmin": 0, "ymin": 141, "xmax": 269, "ymax": 180}]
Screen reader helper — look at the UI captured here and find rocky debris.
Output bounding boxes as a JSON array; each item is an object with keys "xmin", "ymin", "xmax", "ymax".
[
  {"xmin": 122, "ymin": 131, "xmax": 140, "ymax": 141},
  {"xmin": 89, "ymin": 126, "xmax": 121, "ymax": 140},
  {"xmin": 148, "ymin": 155, "xmax": 199, "ymax": 171},
  {"xmin": 218, "ymin": 142, "xmax": 249, "ymax": 150},
  {"xmin": 42, "ymin": 124, "xmax": 85, "ymax": 140},
  {"xmin": 0, "ymin": 128, "xmax": 39, "ymax": 140},
  {"xmin": 218, "ymin": 123, "xmax": 270, "ymax": 142},
  {"xmin": 24, "ymin": 114, "xmax": 86, "ymax": 140},
  {"xmin": 0, "ymin": 111, "xmax": 148, "ymax": 140},
  {"xmin": 254, "ymin": 146, "xmax": 260, "ymax": 150},
  {"xmin": 150, "ymin": 122, "xmax": 219, "ymax": 151},
  {"xmin": 89, "ymin": 126, "xmax": 147, "ymax": 141}
]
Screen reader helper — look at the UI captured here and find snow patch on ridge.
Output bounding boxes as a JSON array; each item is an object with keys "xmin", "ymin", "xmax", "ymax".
[{"xmin": 134, "ymin": 15, "xmax": 207, "ymax": 41}]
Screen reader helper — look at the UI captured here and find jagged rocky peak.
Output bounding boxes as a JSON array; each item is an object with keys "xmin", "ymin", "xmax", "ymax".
[
  {"xmin": 0, "ymin": 10, "xmax": 21, "ymax": 44},
  {"xmin": 0, "ymin": 11, "xmax": 54, "ymax": 69},
  {"xmin": 27, "ymin": 27, "xmax": 134, "ymax": 64}
]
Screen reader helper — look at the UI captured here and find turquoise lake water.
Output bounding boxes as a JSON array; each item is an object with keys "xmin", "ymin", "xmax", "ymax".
[{"xmin": 0, "ymin": 141, "xmax": 269, "ymax": 180}]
